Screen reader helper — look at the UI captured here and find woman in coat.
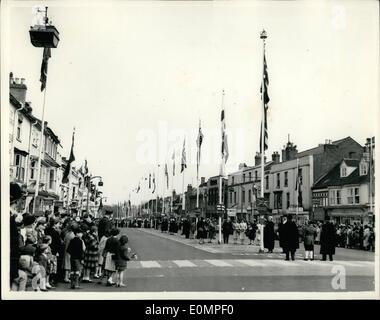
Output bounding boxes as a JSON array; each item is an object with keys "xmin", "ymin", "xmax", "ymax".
[
  {"xmin": 280, "ymin": 215, "xmax": 299, "ymax": 261},
  {"xmin": 197, "ymin": 218, "xmax": 206, "ymax": 244},
  {"xmin": 239, "ymin": 220, "xmax": 247, "ymax": 245},
  {"xmin": 82, "ymin": 226, "xmax": 99, "ymax": 283},
  {"xmin": 246, "ymin": 222, "xmax": 257, "ymax": 245},
  {"xmin": 222, "ymin": 218, "xmax": 233, "ymax": 244},
  {"xmin": 264, "ymin": 218, "xmax": 275, "ymax": 253},
  {"xmin": 303, "ymin": 221, "xmax": 316, "ymax": 260},
  {"xmin": 320, "ymin": 218, "xmax": 336, "ymax": 261},
  {"xmin": 62, "ymin": 223, "xmax": 76, "ymax": 283}
]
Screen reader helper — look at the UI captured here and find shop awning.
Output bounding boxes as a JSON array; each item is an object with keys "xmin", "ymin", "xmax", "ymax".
[{"xmin": 14, "ymin": 147, "xmax": 28, "ymax": 156}]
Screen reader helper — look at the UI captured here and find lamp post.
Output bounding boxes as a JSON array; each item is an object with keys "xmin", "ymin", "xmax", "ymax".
[{"xmin": 86, "ymin": 176, "xmax": 103, "ymax": 216}]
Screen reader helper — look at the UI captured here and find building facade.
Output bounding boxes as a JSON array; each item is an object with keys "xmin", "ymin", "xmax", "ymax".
[{"xmin": 312, "ymin": 153, "xmax": 374, "ymax": 224}]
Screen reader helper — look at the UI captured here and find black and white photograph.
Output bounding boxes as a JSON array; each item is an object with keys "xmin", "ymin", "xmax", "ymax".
[{"xmin": 1, "ymin": 0, "xmax": 379, "ymax": 300}]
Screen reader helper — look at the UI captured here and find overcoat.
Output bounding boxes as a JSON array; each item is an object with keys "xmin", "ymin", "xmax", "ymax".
[
  {"xmin": 320, "ymin": 222, "xmax": 336, "ymax": 255},
  {"xmin": 280, "ymin": 221, "xmax": 299, "ymax": 251}
]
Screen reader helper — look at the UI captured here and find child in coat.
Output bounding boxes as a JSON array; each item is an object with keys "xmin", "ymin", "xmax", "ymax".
[
  {"xmin": 115, "ymin": 235, "xmax": 137, "ymax": 287},
  {"xmin": 66, "ymin": 228, "xmax": 85, "ymax": 289}
]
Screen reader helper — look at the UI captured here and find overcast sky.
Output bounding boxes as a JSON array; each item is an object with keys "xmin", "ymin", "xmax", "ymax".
[{"xmin": 5, "ymin": 0, "xmax": 379, "ymax": 205}]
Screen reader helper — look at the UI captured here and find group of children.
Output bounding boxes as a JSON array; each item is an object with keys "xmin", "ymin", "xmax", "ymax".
[{"xmin": 64, "ymin": 226, "xmax": 137, "ymax": 289}]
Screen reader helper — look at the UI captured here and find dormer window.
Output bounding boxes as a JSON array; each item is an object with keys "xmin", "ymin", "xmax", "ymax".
[
  {"xmin": 359, "ymin": 160, "xmax": 368, "ymax": 176},
  {"xmin": 341, "ymin": 167, "xmax": 347, "ymax": 177}
]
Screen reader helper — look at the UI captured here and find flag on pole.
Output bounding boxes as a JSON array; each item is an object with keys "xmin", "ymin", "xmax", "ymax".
[
  {"xmin": 84, "ymin": 159, "xmax": 89, "ymax": 176},
  {"xmin": 295, "ymin": 167, "xmax": 303, "ymax": 206},
  {"xmin": 221, "ymin": 105, "xmax": 229, "ymax": 173},
  {"xmin": 62, "ymin": 130, "xmax": 75, "ymax": 183},
  {"xmin": 181, "ymin": 138, "xmax": 187, "ymax": 173},
  {"xmin": 152, "ymin": 173, "xmax": 156, "ymax": 194},
  {"xmin": 260, "ymin": 51, "xmax": 269, "ymax": 153},
  {"xmin": 40, "ymin": 47, "xmax": 51, "ymax": 91},
  {"xmin": 136, "ymin": 181, "xmax": 141, "ymax": 193},
  {"xmin": 196, "ymin": 120, "xmax": 204, "ymax": 180},
  {"xmin": 165, "ymin": 163, "xmax": 169, "ymax": 189},
  {"xmin": 172, "ymin": 149, "xmax": 175, "ymax": 176}
]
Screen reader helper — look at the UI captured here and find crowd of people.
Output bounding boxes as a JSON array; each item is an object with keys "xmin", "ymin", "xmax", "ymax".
[
  {"xmin": 10, "ymin": 183, "xmax": 136, "ymax": 292},
  {"xmin": 127, "ymin": 213, "xmax": 375, "ymax": 262}
]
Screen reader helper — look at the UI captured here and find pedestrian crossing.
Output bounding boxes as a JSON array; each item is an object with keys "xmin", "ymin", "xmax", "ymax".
[{"xmin": 127, "ymin": 259, "xmax": 374, "ymax": 270}]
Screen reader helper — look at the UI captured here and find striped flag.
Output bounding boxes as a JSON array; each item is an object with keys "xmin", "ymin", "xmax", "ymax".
[
  {"xmin": 259, "ymin": 51, "xmax": 269, "ymax": 153},
  {"xmin": 196, "ymin": 120, "xmax": 204, "ymax": 180},
  {"xmin": 40, "ymin": 47, "xmax": 51, "ymax": 91},
  {"xmin": 295, "ymin": 166, "xmax": 303, "ymax": 206},
  {"xmin": 221, "ymin": 105, "xmax": 229, "ymax": 175},
  {"xmin": 181, "ymin": 138, "xmax": 187, "ymax": 173},
  {"xmin": 152, "ymin": 173, "xmax": 156, "ymax": 194},
  {"xmin": 165, "ymin": 163, "xmax": 169, "ymax": 189},
  {"xmin": 172, "ymin": 149, "xmax": 175, "ymax": 176}
]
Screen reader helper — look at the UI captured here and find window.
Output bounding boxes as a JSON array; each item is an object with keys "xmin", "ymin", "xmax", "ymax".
[
  {"xmin": 255, "ymin": 171, "xmax": 258, "ymax": 181},
  {"xmin": 347, "ymin": 187, "xmax": 360, "ymax": 204},
  {"xmin": 30, "ymin": 160, "xmax": 36, "ymax": 179},
  {"xmin": 248, "ymin": 189, "xmax": 252, "ymax": 203},
  {"xmin": 341, "ymin": 167, "xmax": 347, "ymax": 177},
  {"xmin": 329, "ymin": 189, "xmax": 341, "ymax": 205},
  {"xmin": 32, "ymin": 129, "xmax": 39, "ymax": 147},
  {"xmin": 276, "ymin": 173, "xmax": 280, "ymax": 188},
  {"xmin": 360, "ymin": 162, "xmax": 368, "ymax": 176},
  {"xmin": 265, "ymin": 175, "xmax": 269, "ymax": 189},
  {"xmin": 231, "ymin": 176, "xmax": 235, "ymax": 185},
  {"xmin": 298, "ymin": 168, "xmax": 303, "ymax": 184},
  {"xmin": 72, "ymin": 187, "xmax": 76, "ymax": 200},
  {"xmin": 234, "ymin": 192, "xmax": 237, "ymax": 204},
  {"xmin": 14, "ymin": 154, "xmax": 25, "ymax": 182},
  {"xmin": 49, "ymin": 170, "xmax": 55, "ymax": 190},
  {"xmin": 249, "ymin": 172, "xmax": 252, "ymax": 181},
  {"xmin": 274, "ymin": 193, "xmax": 282, "ymax": 209},
  {"xmin": 230, "ymin": 192, "xmax": 233, "ymax": 204},
  {"xmin": 242, "ymin": 190, "xmax": 245, "ymax": 203},
  {"xmin": 286, "ymin": 192, "xmax": 290, "ymax": 209},
  {"xmin": 16, "ymin": 119, "xmax": 22, "ymax": 141},
  {"xmin": 243, "ymin": 174, "xmax": 245, "ymax": 183},
  {"xmin": 284, "ymin": 171, "xmax": 288, "ymax": 187}
]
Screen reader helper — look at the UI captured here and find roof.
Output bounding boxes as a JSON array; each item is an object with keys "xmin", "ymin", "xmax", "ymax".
[
  {"xmin": 342, "ymin": 159, "xmax": 359, "ymax": 167},
  {"xmin": 313, "ymin": 160, "xmax": 369, "ymax": 189},
  {"xmin": 297, "ymin": 136, "xmax": 355, "ymax": 158}
]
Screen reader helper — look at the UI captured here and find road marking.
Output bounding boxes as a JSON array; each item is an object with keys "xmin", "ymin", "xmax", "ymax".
[
  {"xmin": 173, "ymin": 260, "xmax": 197, "ymax": 268},
  {"xmin": 333, "ymin": 261, "xmax": 367, "ymax": 267},
  {"xmin": 140, "ymin": 261, "xmax": 162, "ymax": 268},
  {"xmin": 268, "ymin": 260, "xmax": 304, "ymax": 266},
  {"xmin": 204, "ymin": 259, "xmax": 233, "ymax": 267},
  {"xmin": 236, "ymin": 259, "xmax": 266, "ymax": 267}
]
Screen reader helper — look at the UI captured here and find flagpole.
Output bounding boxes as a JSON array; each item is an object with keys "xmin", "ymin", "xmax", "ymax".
[
  {"xmin": 296, "ymin": 157, "xmax": 299, "ymax": 220},
  {"xmin": 259, "ymin": 30, "xmax": 267, "ymax": 253},
  {"xmin": 32, "ymin": 83, "xmax": 48, "ymax": 215},
  {"xmin": 182, "ymin": 162, "xmax": 185, "ymax": 214},
  {"xmin": 196, "ymin": 119, "xmax": 200, "ymax": 209},
  {"xmin": 218, "ymin": 90, "xmax": 225, "ymax": 245}
]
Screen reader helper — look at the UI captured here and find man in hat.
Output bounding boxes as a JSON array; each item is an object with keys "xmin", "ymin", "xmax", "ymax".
[
  {"xmin": 10, "ymin": 182, "xmax": 27, "ymax": 289},
  {"xmin": 98, "ymin": 210, "xmax": 113, "ymax": 241}
]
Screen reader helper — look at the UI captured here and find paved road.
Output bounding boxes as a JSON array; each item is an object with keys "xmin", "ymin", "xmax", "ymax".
[{"xmin": 53, "ymin": 227, "xmax": 375, "ymax": 293}]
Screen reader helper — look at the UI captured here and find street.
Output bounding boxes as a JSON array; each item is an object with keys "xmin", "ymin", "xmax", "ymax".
[{"xmin": 56, "ymin": 227, "xmax": 375, "ymax": 292}]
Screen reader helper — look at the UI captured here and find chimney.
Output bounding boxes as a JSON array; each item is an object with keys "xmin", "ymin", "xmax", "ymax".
[
  {"xmin": 272, "ymin": 151, "xmax": 280, "ymax": 164},
  {"xmin": 200, "ymin": 177, "xmax": 206, "ymax": 185},
  {"xmin": 255, "ymin": 152, "xmax": 261, "ymax": 166},
  {"xmin": 282, "ymin": 141, "xmax": 298, "ymax": 161},
  {"xmin": 238, "ymin": 163, "xmax": 247, "ymax": 170},
  {"xmin": 10, "ymin": 74, "xmax": 27, "ymax": 104}
]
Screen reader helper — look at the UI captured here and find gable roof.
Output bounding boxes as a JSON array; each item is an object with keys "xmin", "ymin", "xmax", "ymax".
[
  {"xmin": 313, "ymin": 160, "xmax": 369, "ymax": 189},
  {"xmin": 297, "ymin": 136, "xmax": 358, "ymax": 158}
]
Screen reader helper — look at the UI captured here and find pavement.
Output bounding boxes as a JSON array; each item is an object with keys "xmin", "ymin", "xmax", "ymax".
[{"xmin": 50, "ymin": 227, "xmax": 375, "ymax": 293}]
